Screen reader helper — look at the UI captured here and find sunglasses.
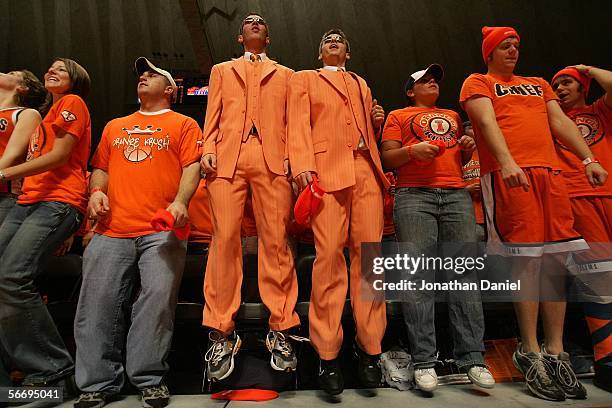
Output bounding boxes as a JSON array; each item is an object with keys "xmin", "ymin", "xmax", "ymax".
[
  {"xmin": 323, "ymin": 34, "xmax": 346, "ymax": 44},
  {"xmin": 243, "ymin": 16, "xmax": 266, "ymax": 25}
]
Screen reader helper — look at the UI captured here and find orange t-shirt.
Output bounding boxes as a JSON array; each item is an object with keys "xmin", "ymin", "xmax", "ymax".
[
  {"xmin": 462, "ymin": 150, "xmax": 485, "ymax": 224},
  {"xmin": 92, "ymin": 110, "xmax": 202, "ymax": 238},
  {"xmin": 188, "ymin": 179, "xmax": 212, "ymax": 243},
  {"xmin": 18, "ymin": 95, "xmax": 90, "ymax": 214},
  {"xmin": 459, "ymin": 73, "xmax": 559, "ymax": 175},
  {"xmin": 0, "ymin": 107, "xmax": 26, "ymax": 195},
  {"xmin": 555, "ymin": 97, "xmax": 612, "ymax": 198},
  {"xmin": 382, "ymin": 107, "xmax": 465, "ymax": 188}
]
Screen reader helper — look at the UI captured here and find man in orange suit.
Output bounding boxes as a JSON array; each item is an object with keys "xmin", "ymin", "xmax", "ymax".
[
  {"xmin": 199, "ymin": 13, "xmax": 300, "ymax": 381},
  {"xmin": 287, "ymin": 28, "xmax": 389, "ymax": 395}
]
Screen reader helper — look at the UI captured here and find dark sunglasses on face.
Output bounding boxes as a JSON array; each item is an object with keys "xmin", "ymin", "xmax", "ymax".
[{"xmin": 243, "ymin": 16, "xmax": 266, "ymax": 25}]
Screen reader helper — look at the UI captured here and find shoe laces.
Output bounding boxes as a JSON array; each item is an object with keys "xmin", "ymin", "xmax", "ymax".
[
  {"xmin": 77, "ymin": 392, "xmax": 103, "ymax": 402},
  {"xmin": 525, "ymin": 355, "xmax": 555, "ymax": 386},
  {"xmin": 416, "ymin": 368, "xmax": 436, "ymax": 378},
  {"xmin": 143, "ymin": 385, "xmax": 168, "ymax": 399},
  {"xmin": 552, "ymin": 356, "xmax": 579, "ymax": 388},
  {"xmin": 205, "ymin": 331, "xmax": 229, "ymax": 366},
  {"xmin": 266, "ymin": 331, "xmax": 309, "ymax": 357}
]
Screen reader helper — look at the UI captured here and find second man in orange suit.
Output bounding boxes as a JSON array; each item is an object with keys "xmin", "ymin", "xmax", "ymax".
[
  {"xmin": 200, "ymin": 13, "xmax": 300, "ymax": 381},
  {"xmin": 288, "ymin": 29, "xmax": 389, "ymax": 395}
]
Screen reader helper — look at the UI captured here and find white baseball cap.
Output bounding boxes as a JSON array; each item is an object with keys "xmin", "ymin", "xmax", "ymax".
[
  {"xmin": 135, "ymin": 57, "xmax": 177, "ymax": 90},
  {"xmin": 404, "ymin": 64, "xmax": 444, "ymax": 93}
]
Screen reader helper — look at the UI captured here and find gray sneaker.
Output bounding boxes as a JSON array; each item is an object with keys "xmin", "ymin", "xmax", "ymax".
[
  {"xmin": 265, "ymin": 331, "xmax": 305, "ymax": 372},
  {"xmin": 512, "ymin": 343, "xmax": 565, "ymax": 401},
  {"xmin": 140, "ymin": 384, "xmax": 170, "ymax": 408},
  {"xmin": 541, "ymin": 345, "xmax": 587, "ymax": 399},
  {"xmin": 204, "ymin": 331, "xmax": 241, "ymax": 381}
]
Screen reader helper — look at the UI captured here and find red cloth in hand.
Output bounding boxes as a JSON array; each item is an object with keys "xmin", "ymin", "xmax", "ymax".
[
  {"xmin": 294, "ymin": 176, "xmax": 326, "ymax": 227},
  {"xmin": 151, "ymin": 209, "xmax": 191, "ymax": 240}
]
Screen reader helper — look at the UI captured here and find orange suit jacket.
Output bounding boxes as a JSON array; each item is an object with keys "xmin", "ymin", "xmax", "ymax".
[
  {"xmin": 287, "ymin": 69, "xmax": 390, "ymax": 192},
  {"xmin": 202, "ymin": 58, "xmax": 292, "ymax": 177}
]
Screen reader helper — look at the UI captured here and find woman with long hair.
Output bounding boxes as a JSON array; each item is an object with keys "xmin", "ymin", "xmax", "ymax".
[{"xmin": 0, "ymin": 58, "xmax": 91, "ymax": 388}]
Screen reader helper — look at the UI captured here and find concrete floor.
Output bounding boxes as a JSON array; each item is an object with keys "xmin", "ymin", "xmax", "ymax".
[{"xmin": 19, "ymin": 380, "xmax": 611, "ymax": 408}]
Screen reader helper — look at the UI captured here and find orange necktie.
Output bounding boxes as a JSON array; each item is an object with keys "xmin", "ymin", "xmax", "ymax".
[{"xmin": 250, "ymin": 54, "xmax": 261, "ymax": 62}]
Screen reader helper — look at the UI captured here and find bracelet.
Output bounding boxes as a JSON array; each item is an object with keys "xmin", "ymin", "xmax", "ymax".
[
  {"xmin": 582, "ymin": 157, "xmax": 600, "ymax": 166},
  {"xmin": 0, "ymin": 169, "xmax": 5, "ymax": 182},
  {"xmin": 406, "ymin": 145, "xmax": 413, "ymax": 162},
  {"xmin": 90, "ymin": 187, "xmax": 105, "ymax": 195}
]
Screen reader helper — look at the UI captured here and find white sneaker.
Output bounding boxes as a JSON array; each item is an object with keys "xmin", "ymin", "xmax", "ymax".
[
  {"xmin": 414, "ymin": 367, "xmax": 438, "ymax": 392},
  {"xmin": 467, "ymin": 365, "xmax": 495, "ymax": 389}
]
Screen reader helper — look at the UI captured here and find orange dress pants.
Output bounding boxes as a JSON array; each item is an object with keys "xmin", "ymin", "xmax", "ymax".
[
  {"xmin": 203, "ymin": 136, "xmax": 300, "ymax": 334},
  {"xmin": 309, "ymin": 152, "xmax": 387, "ymax": 359}
]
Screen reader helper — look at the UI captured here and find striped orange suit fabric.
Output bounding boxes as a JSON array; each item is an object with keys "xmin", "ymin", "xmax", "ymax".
[
  {"xmin": 288, "ymin": 69, "xmax": 389, "ymax": 359},
  {"xmin": 201, "ymin": 58, "xmax": 299, "ymax": 334}
]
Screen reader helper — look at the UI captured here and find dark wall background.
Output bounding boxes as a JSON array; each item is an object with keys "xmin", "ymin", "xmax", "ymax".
[{"xmin": 2, "ymin": 0, "xmax": 611, "ymax": 147}]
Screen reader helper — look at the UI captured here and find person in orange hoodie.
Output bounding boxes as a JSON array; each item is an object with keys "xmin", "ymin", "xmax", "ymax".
[
  {"xmin": 551, "ymin": 65, "xmax": 612, "ymax": 393},
  {"xmin": 199, "ymin": 13, "xmax": 300, "ymax": 382},
  {"xmin": 460, "ymin": 27, "xmax": 607, "ymax": 401},
  {"xmin": 287, "ymin": 28, "xmax": 389, "ymax": 395}
]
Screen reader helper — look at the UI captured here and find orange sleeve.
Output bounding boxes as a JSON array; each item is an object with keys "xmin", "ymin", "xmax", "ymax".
[
  {"xmin": 381, "ymin": 112, "xmax": 403, "ymax": 143},
  {"xmin": 459, "ymin": 74, "xmax": 493, "ymax": 106},
  {"xmin": 90, "ymin": 122, "xmax": 112, "ymax": 171},
  {"xmin": 51, "ymin": 95, "xmax": 89, "ymax": 140},
  {"xmin": 287, "ymin": 72, "xmax": 316, "ymax": 176},
  {"xmin": 179, "ymin": 118, "xmax": 203, "ymax": 167},
  {"xmin": 202, "ymin": 64, "xmax": 222, "ymax": 155},
  {"xmin": 540, "ymin": 78, "xmax": 559, "ymax": 103}
]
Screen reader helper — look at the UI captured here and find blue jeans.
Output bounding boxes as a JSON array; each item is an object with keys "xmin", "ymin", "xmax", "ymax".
[
  {"xmin": 0, "ymin": 201, "xmax": 82, "ymax": 385},
  {"xmin": 74, "ymin": 232, "xmax": 186, "ymax": 393},
  {"xmin": 394, "ymin": 187, "xmax": 485, "ymax": 369},
  {"xmin": 0, "ymin": 195, "xmax": 16, "ymax": 227}
]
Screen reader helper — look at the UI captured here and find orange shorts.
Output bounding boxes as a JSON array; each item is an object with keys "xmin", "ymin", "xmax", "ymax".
[
  {"xmin": 481, "ymin": 167, "xmax": 587, "ymax": 257},
  {"xmin": 570, "ymin": 196, "xmax": 612, "ymax": 268}
]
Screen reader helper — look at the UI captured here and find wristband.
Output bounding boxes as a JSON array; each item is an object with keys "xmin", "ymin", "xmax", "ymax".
[
  {"xmin": 406, "ymin": 145, "xmax": 413, "ymax": 162},
  {"xmin": 90, "ymin": 187, "xmax": 105, "ymax": 195},
  {"xmin": 582, "ymin": 157, "xmax": 600, "ymax": 166}
]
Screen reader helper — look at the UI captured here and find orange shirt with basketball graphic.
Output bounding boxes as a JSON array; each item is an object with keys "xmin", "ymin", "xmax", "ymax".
[
  {"xmin": 92, "ymin": 110, "xmax": 202, "ymax": 238},
  {"xmin": 0, "ymin": 107, "xmax": 26, "ymax": 194},
  {"xmin": 382, "ymin": 107, "xmax": 465, "ymax": 188},
  {"xmin": 460, "ymin": 73, "xmax": 559, "ymax": 175},
  {"xmin": 462, "ymin": 150, "xmax": 485, "ymax": 224},
  {"xmin": 188, "ymin": 178, "xmax": 212, "ymax": 243},
  {"xmin": 18, "ymin": 95, "xmax": 90, "ymax": 214},
  {"xmin": 555, "ymin": 97, "xmax": 612, "ymax": 198}
]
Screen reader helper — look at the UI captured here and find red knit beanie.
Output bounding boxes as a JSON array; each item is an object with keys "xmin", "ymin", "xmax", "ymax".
[
  {"xmin": 552, "ymin": 67, "xmax": 591, "ymax": 97},
  {"xmin": 481, "ymin": 26, "xmax": 520, "ymax": 64}
]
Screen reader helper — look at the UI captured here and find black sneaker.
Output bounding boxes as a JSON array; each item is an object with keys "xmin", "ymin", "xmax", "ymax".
[
  {"xmin": 140, "ymin": 384, "xmax": 170, "ymax": 408},
  {"xmin": 204, "ymin": 330, "xmax": 241, "ymax": 381},
  {"xmin": 354, "ymin": 344, "xmax": 382, "ymax": 388},
  {"xmin": 541, "ymin": 345, "xmax": 587, "ymax": 399},
  {"xmin": 512, "ymin": 344, "xmax": 565, "ymax": 401},
  {"xmin": 318, "ymin": 358, "xmax": 344, "ymax": 395},
  {"xmin": 74, "ymin": 392, "xmax": 110, "ymax": 408}
]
